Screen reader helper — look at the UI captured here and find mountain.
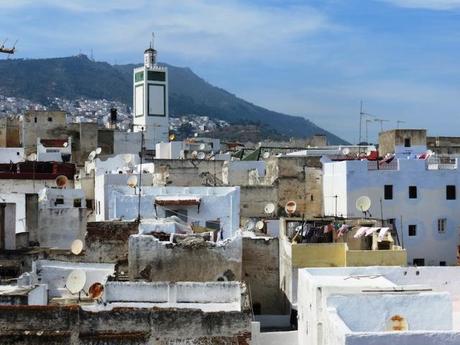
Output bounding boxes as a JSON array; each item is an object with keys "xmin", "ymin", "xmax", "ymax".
[{"xmin": 0, "ymin": 55, "xmax": 347, "ymax": 144}]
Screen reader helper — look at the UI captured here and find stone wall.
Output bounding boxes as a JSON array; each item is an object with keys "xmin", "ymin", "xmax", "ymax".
[
  {"xmin": 0, "ymin": 304, "xmax": 252, "ymax": 345},
  {"xmin": 240, "ymin": 186, "xmax": 278, "ymax": 218},
  {"xmin": 84, "ymin": 221, "xmax": 138, "ymax": 272},
  {"xmin": 242, "ymin": 237, "xmax": 287, "ymax": 314},
  {"xmin": 128, "ymin": 234, "xmax": 242, "ymax": 282}
]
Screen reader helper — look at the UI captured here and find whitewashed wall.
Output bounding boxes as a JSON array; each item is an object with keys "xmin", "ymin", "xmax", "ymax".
[{"xmin": 323, "ymin": 159, "xmax": 460, "ymax": 265}]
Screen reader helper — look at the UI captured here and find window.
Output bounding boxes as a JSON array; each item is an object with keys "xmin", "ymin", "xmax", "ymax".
[
  {"xmin": 413, "ymin": 258, "xmax": 425, "ymax": 266},
  {"xmin": 404, "ymin": 138, "xmax": 411, "ymax": 147},
  {"xmin": 34, "ymin": 117, "xmax": 37, "ymax": 123},
  {"xmin": 86, "ymin": 199, "xmax": 94, "ymax": 210},
  {"xmin": 408, "ymin": 186, "xmax": 417, "ymax": 199},
  {"xmin": 206, "ymin": 220, "xmax": 221, "ymax": 231},
  {"xmin": 47, "ymin": 117, "xmax": 52, "ymax": 122},
  {"xmin": 446, "ymin": 185, "xmax": 456, "ymax": 200},
  {"xmin": 440, "ymin": 261, "xmax": 447, "ymax": 266},
  {"xmin": 438, "ymin": 218, "xmax": 446, "ymax": 233},
  {"xmin": 384, "ymin": 185, "xmax": 393, "ymax": 200},
  {"xmin": 310, "ymin": 195, "xmax": 314, "ymax": 202},
  {"xmin": 73, "ymin": 199, "xmax": 82, "ymax": 208},
  {"xmin": 54, "ymin": 198, "xmax": 64, "ymax": 206},
  {"xmin": 165, "ymin": 209, "xmax": 187, "ymax": 223},
  {"xmin": 408, "ymin": 224, "xmax": 417, "ymax": 237}
]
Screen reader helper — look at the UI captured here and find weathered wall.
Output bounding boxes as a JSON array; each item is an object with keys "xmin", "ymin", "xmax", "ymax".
[
  {"xmin": 76, "ymin": 123, "xmax": 98, "ymax": 165},
  {"xmin": 242, "ymin": 237, "xmax": 286, "ymax": 314},
  {"xmin": 128, "ymin": 235, "xmax": 242, "ymax": 282},
  {"xmin": 152, "ymin": 159, "xmax": 225, "ymax": 187},
  {"xmin": 84, "ymin": 221, "xmax": 138, "ymax": 271},
  {"xmin": 240, "ymin": 186, "xmax": 278, "ymax": 218},
  {"xmin": 37, "ymin": 208, "xmax": 87, "ymax": 249},
  {"xmin": 0, "ymin": 304, "xmax": 252, "ymax": 345},
  {"xmin": 379, "ymin": 129, "xmax": 427, "ymax": 156}
]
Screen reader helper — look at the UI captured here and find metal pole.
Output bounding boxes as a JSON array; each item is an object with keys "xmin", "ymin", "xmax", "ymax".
[{"xmin": 137, "ymin": 128, "xmax": 144, "ymax": 222}]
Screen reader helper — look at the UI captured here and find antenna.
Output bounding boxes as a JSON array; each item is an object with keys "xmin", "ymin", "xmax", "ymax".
[
  {"xmin": 244, "ymin": 219, "xmax": 255, "ymax": 231},
  {"xmin": 88, "ymin": 282, "xmax": 104, "ymax": 300},
  {"xmin": 264, "ymin": 202, "xmax": 275, "ymax": 215},
  {"xmin": 199, "ymin": 143, "xmax": 206, "ymax": 150},
  {"xmin": 397, "ymin": 120, "xmax": 406, "ymax": 129},
  {"xmin": 285, "ymin": 200, "xmax": 297, "ymax": 216},
  {"xmin": 70, "ymin": 239, "xmax": 84, "ymax": 255},
  {"xmin": 342, "ymin": 147, "xmax": 350, "ymax": 155},
  {"xmin": 356, "ymin": 196, "xmax": 372, "ymax": 218},
  {"xmin": 55, "ymin": 175, "xmax": 68, "ymax": 188},
  {"xmin": 65, "ymin": 269, "xmax": 86, "ymax": 294},
  {"xmin": 374, "ymin": 118, "xmax": 389, "ymax": 132},
  {"xmin": 127, "ymin": 175, "xmax": 138, "ymax": 188},
  {"xmin": 256, "ymin": 220, "xmax": 265, "ymax": 231}
]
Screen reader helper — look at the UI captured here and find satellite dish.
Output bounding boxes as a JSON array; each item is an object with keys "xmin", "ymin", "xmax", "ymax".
[
  {"xmin": 127, "ymin": 175, "xmax": 138, "ymax": 188},
  {"xmin": 194, "ymin": 133, "xmax": 198, "ymax": 137},
  {"xmin": 342, "ymin": 148, "xmax": 350, "ymax": 155},
  {"xmin": 95, "ymin": 147, "xmax": 102, "ymax": 155},
  {"xmin": 264, "ymin": 203, "xmax": 275, "ymax": 215},
  {"xmin": 262, "ymin": 152, "xmax": 270, "ymax": 159},
  {"xmin": 356, "ymin": 196, "xmax": 372, "ymax": 213},
  {"xmin": 88, "ymin": 282, "xmax": 104, "ymax": 300},
  {"xmin": 197, "ymin": 152, "xmax": 206, "ymax": 160},
  {"xmin": 55, "ymin": 175, "xmax": 68, "ymax": 188},
  {"xmin": 169, "ymin": 133, "xmax": 176, "ymax": 141},
  {"xmin": 256, "ymin": 220, "xmax": 265, "ymax": 231},
  {"xmin": 285, "ymin": 200, "xmax": 297, "ymax": 216},
  {"xmin": 88, "ymin": 151, "xmax": 96, "ymax": 161},
  {"xmin": 191, "ymin": 151, "xmax": 198, "ymax": 159},
  {"xmin": 244, "ymin": 219, "xmax": 255, "ymax": 231},
  {"xmin": 28, "ymin": 153, "xmax": 37, "ymax": 161},
  {"xmin": 70, "ymin": 239, "xmax": 83, "ymax": 255},
  {"xmin": 122, "ymin": 154, "xmax": 132, "ymax": 164},
  {"xmin": 63, "ymin": 142, "xmax": 68, "ymax": 148},
  {"xmin": 199, "ymin": 143, "xmax": 206, "ymax": 150},
  {"xmin": 65, "ymin": 269, "xmax": 86, "ymax": 294}
]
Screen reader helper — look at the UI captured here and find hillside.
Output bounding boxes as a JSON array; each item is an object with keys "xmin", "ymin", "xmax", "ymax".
[{"xmin": 0, "ymin": 55, "xmax": 347, "ymax": 144}]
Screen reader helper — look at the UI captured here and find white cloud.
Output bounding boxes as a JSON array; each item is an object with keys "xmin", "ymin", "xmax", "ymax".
[
  {"xmin": 380, "ymin": 0, "xmax": 460, "ymax": 10},
  {"xmin": 0, "ymin": 0, "xmax": 339, "ymax": 63}
]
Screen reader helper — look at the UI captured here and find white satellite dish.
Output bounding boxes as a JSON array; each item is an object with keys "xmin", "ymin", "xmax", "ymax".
[
  {"xmin": 285, "ymin": 200, "xmax": 297, "ymax": 216},
  {"xmin": 191, "ymin": 151, "xmax": 198, "ymax": 159},
  {"xmin": 28, "ymin": 153, "xmax": 37, "ymax": 161},
  {"xmin": 256, "ymin": 220, "xmax": 265, "ymax": 231},
  {"xmin": 262, "ymin": 152, "xmax": 270, "ymax": 159},
  {"xmin": 63, "ymin": 142, "xmax": 68, "ymax": 148},
  {"xmin": 197, "ymin": 152, "xmax": 206, "ymax": 160},
  {"xmin": 122, "ymin": 154, "xmax": 132, "ymax": 164},
  {"xmin": 88, "ymin": 151, "xmax": 96, "ymax": 161},
  {"xmin": 356, "ymin": 196, "xmax": 372, "ymax": 213},
  {"xmin": 199, "ymin": 143, "xmax": 206, "ymax": 150},
  {"xmin": 70, "ymin": 239, "xmax": 83, "ymax": 255},
  {"xmin": 264, "ymin": 203, "xmax": 275, "ymax": 215},
  {"xmin": 245, "ymin": 219, "xmax": 255, "ymax": 231},
  {"xmin": 95, "ymin": 147, "xmax": 102, "ymax": 155},
  {"xmin": 127, "ymin": 175, "xmax": 138, "ymax": 188},
  {"xmin": 342, "ymin": 148, "xmax": 350, "ymax": 155},
  {"xmin": 65, "ymin": 269, "xmax": 86, "ymax": 294}
]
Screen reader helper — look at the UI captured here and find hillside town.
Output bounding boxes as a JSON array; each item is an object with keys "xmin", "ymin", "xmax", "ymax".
[{"xmin": 1, "ymin": 40, "xmax": 460, "ymax": 345}]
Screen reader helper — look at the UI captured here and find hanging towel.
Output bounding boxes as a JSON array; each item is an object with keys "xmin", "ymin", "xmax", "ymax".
[
  {"xmin": 378, "ymin": 227, "xmax": 390, "ymax": 241},
  {"xmin": 354, "ymin": 227, "xmax": 369, "ymax": 239},
  {"xmin": 365, "ymin": 227, "xmax": 380, "ymax": 236}
]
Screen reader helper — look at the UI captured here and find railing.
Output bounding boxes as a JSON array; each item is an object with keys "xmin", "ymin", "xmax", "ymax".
[
  {"xmin": 426, "ymin": 157, "xmax": 457, "ymax": 170},
  {"xmin": 367, "ymin": 160, "xmax": 398, "ymax": 171}
]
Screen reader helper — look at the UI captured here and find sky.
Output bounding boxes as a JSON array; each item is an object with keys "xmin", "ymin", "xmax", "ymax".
[{"xmin": 0, "ymin": 0, "xmax": 459, "ymax": 143}]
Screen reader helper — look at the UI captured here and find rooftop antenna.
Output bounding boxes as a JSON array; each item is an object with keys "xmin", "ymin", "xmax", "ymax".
[
  {"xmin": 356, "ymin": 196, "xmax": 372, "ymax": 218},
  {"xmin": 397, "ymin": 120, "xmax": 406, "ymax": 129},
  {"xmin": 374, "ymin": 118, "xmax": 390, "ymax": 132}
]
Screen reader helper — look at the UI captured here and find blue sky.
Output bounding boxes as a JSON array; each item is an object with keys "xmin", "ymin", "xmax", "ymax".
[{"xmin": 1, "ymin": 0, "xmax": 460, "ymax": 143}]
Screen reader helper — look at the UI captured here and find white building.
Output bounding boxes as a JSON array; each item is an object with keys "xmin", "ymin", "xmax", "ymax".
[
  {"xmin": 323, "ymin": 157, "xmax": 460, "ymax": 265},
  {"xmin": 35, "ymin": 188, "xmax": 87, "ymax": 249},
  {"xmin": 0, "ymin": 147, "xmax": 24, "ymax": 163},
  {"xmin": 133, "ymin": 38, "xmax": 169, "ymax": 150},
  {"xmin": 95, "ymin": 180, "xmax": 240, "ymax": 238},
  {"xmin": 37, "ymin": 137, "xmax": 72, "ymax": 162},
  {"xmin": 298, "ymin": 266, "xmax": 460, "ymax": 345}
]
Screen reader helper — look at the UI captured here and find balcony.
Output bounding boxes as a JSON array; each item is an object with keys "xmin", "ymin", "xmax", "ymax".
[
  {"xmin": 367, "ymin": 160, "xmax": 398, "ymax": 171},
  {"xmin": 426, "ymin": 157, "xmax": 457, "ymax": 170}
]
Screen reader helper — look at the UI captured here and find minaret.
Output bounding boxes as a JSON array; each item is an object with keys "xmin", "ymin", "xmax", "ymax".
[{"xmin": 133, "ymin": 34, "xmax": 169, "ymax": 150}]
